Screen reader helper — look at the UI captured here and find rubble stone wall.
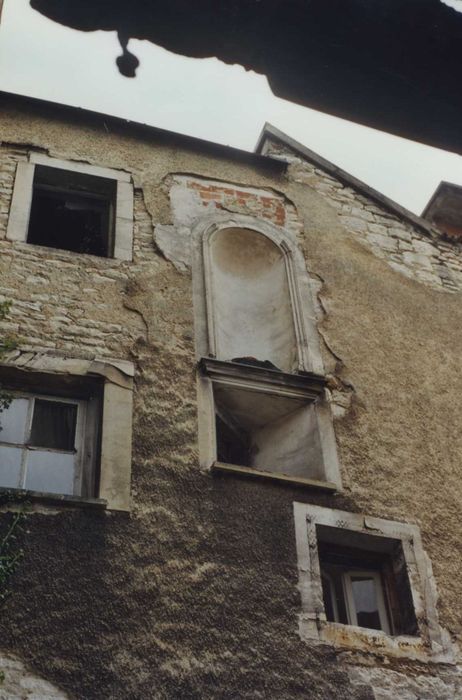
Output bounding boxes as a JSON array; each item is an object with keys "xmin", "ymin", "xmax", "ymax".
[{"xmin": 264, "ymin": 138, "xmax": 462, "ymax": 292}]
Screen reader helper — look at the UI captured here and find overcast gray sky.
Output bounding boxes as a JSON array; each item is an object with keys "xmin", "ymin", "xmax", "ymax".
[{"xmin": 2, "ymin": 0, "xmax": 462, "ymax": 215}]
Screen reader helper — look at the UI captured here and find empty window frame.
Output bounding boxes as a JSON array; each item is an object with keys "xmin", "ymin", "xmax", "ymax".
[
  {"xmin": 0, "ymin": 388, "xmax": 100, "ymax": 498},
  {"xmin": 27, "ymin": 166, "xmax": 116, "ymax": 257},
  {"xmin": 200, "ymin": 358, "xmax": 341, "ymax": 489},
  {"xmin": 6, "ymin": 154, "xmax": 134, "ymax": 261},
  {"xmin": 293, "ymin": 503, "xmax": 452, "ymax": 661}
]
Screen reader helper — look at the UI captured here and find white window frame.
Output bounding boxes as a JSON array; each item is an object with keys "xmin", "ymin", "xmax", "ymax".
[
  {"xmin": 0, "ymin": 392, "xmax": 86, "ymax": 496},
  {"xmin": 293, "ymin": 502, "xmax": 455, "ymax": 663},
  {"xmin": 342, "ymin": 569, "xmax": 390, "ymax": 635},
  {"xmin": 0, "ymin": 353, "xmax": 134, "ymax": 511},
  {"xmin": 6, "ymin": 153, "xmax": 134, "ymax": 261}
]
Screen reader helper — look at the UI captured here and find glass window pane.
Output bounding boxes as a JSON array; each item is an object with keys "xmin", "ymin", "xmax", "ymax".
[
  {"xmin": 25, "ymin": 450, "xmax": 76, "ymax": 495},
  {"xmin": 351, "ymin": 576, "xmax": 383, "ymax": 631},
  {"xmin": 0, "ymin": 445, "xmax": 23, "ymax": 488},
  {"xmin": 28, "ymin": 399, "xmax": 77, "ymax": 451},
  {"xmin": 0, "ymin": 398, "xmax": 29, "ymax": 444}
]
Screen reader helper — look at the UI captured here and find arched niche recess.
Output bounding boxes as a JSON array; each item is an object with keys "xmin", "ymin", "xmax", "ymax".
[
  {"xmin": 197, "ymin": 216, "xmax": 321, "ymax": 374},
  {"xmin": 205, "ymin": 226, "xmax": 297, "ymax": 372}
]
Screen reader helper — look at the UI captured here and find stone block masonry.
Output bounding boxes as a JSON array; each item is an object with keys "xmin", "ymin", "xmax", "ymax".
[
  {"xmin": 0, "ymin": 146, "xmax": 155, "ymax": 359},
  {"xmin": 264, "ymin": 138, "xmax": 462, "ymax": 293}
]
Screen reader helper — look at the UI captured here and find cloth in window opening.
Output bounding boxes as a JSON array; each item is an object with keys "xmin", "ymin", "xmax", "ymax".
[{"xmin": 28, "ymin": 399, "xmax": 77, "ymax": 452}]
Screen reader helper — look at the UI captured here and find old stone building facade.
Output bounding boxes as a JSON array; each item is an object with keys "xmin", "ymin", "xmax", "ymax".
[{"xmin": 0, "ymin": 91, "xmax": 462, "ymax": 699}]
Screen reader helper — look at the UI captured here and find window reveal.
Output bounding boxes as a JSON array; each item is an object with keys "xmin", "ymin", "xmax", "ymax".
[
  {"xmin": 214, "ymin": 383, "xmax": 323, "ymax": 478},
  {"xmin": 195, "ymin": 216, "xmax": 341, "ymax": 489},
  {"xmin": 201, "ymin": 358, "xmax": 332, "ymax": 484},
  {"xmin": 0, "ymin": 356, "xmax": 134, "ymax": 510},
  {"xmin": 294, "ymin": 504, "xmax": 452, "ymax": 660}
]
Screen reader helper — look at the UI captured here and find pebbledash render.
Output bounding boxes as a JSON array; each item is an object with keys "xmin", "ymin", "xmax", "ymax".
[{"xmin": 0, "ymin": 93, "xmax": 462, "ymax": 700}]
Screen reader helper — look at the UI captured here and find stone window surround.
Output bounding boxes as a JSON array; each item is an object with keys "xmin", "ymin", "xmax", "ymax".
[
  {"xmin": 193, "ymin": 213, "xmax": 342, "ymax": 490},
  {"xmin": 0, "ymin": 352, "xmax": 134, "ymax": 511},
  {"xmin": 201, "ymin": 357, "xmax": 340, "ymax": 490},
  {"xmin": 293, "ymin": 502, "xmax": 454, "ymax": 663},
  {"xmin": 6, "ymin": 153, "xmax": 134, "ymax": 261}
]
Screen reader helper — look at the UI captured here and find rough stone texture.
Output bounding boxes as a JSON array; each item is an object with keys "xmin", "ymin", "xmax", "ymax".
[
  {"xmin": 0, "ymin": 652, "xmax": 69, "ymax": 699},
  {"xmin": 348, "ymin": 665, "xmax": 462, "ymax": 700},
  {"xmin": 264, "ymin": 138, "xmax": 462, "ymax": 292},
  {"xmin": 0, "ymin": 99, "xmax": 462, "ymax": 698}
]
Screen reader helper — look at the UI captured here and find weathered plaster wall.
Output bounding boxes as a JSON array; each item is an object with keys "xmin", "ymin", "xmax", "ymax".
[{"xmin": 0, "ymin": 101, "xmax": 462, "ymax": 698}]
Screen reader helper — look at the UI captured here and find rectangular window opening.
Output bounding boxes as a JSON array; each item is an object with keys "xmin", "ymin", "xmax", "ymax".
[
  {"xmin": 27, "ymin": 165, "xmax": 116, "ymax": 257},
  {"xmin": 317, "ymin": 526, "xmax": 418, "ymax": 637},
  {"xmin": 214, "ymin": 383, "xmax": 324, "ymax": 479}
]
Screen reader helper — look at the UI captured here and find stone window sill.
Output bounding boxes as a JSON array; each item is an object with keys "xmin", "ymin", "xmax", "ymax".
[
  {"xmin": 211, "ymin": 462, "xmax": 338, "ymax": 492},
  {"xmin": 0, "ymin": 487, "xmax": 107, "ymax": 510},
  {"xmin": 300, "ymin": 616, "xmax": 439, "ymax": 664}
]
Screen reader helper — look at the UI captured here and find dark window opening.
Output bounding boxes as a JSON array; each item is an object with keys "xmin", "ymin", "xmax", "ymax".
[
  {"xmin": 28, "ymin": 399, "xmax": 78, "ymax": 451},
  {"xmin": 317, "ymin": 528, "xmax": 418, "ymax": 637},
  {"xmin": 27, "ymin": 165, "xmax": 116, "ymax": 257},
  {"xmin": 212, "ymin": 385, "xmax": 324, "ymax": 479},
  {"xmin": 216, "ymin": 412, "xmax": 252, "ymax": 466}
]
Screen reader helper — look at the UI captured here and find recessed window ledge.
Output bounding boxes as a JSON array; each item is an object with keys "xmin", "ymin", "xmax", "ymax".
[
  {"xmin": 0, "ymin": 487, "xmax": 107, "ymax": 510},
  {"xmin": 199, "ymin": 358, "xmax": 327, "ymax": 401},
  {"xmin": 211, "ymin": 462, "xmax": 338, "ymax": 492}
]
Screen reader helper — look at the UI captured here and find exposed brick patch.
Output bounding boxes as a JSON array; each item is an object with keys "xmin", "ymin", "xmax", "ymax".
[{"xmin": 181, "ymin": 176, "xmax": 300, "ymax": 233}]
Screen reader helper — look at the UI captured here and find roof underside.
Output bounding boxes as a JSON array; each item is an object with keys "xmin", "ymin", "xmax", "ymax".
[{"xmin": 30, "ymin": 0, "xmax": 462, "ymax": 156}]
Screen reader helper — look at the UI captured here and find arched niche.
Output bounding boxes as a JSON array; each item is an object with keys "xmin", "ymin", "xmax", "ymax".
[{"xmin": 205, "ymin": 226, "xmax": 298, "ymax": 372}]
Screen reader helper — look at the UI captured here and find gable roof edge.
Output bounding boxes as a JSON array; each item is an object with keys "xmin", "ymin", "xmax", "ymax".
[
  {"xmin": 255, "ymin": 123, "xmax": 437, "ymax": 239},
  {"xmin": 0, "ymin": 91, "xmax": 286, "ymax": 176}
]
